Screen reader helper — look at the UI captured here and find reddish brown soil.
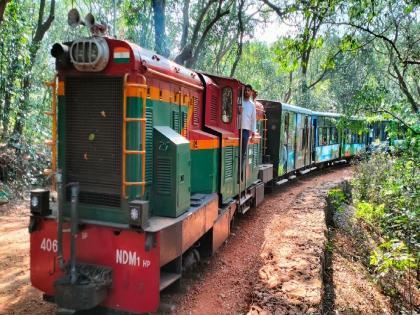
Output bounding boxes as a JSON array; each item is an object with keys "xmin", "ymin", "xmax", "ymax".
[
  {"xmin": 2, "ymin": 166, "xmax": 390, "ymax": 315},
  {"xmin": 0, "ymin": 204, "xmax": 55, "ymax": 315},
  {"xmin": 331, "ymin": 229, "xmax": 394, "ymax": 314},
  {"xmin": 170, "ymin": 166, "xmax": 354, "ymax": 315}
]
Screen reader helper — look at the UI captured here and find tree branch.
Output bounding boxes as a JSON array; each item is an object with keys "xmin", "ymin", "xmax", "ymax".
[
  {"xmin": 230, "ymin": 0, "xmax": 245, "ymax": 77},
  {"xmin": 33, "ymin": 0, "xmax": 55, "ymax": 44},
  {"xmin": 284, "ymin": 71, "xmax": 293, "ymax": 103},
  {"xmin": 370, "ymin": 109, "xmax": 419, "ymax": 135},
  {"xmin": 392, "ymin": 62, "xmax": 419, "ymax": 114},
  {"xmin": 187, "ymin": 0, "xmax": 231, "ymax": 68},
  {"xmin": 333, "ymin": 21, "xmax": 420, "ymax": 65},
  {"xmin": 261, "ymin": 0, "xmax": 289, "ymax": 18},
  {"xmin": 180, "ymin": 0, "xmax": 190, "ymax": 49},
  {"xmin": 308, "ymin": 49, "xmax": 342, "ymax": 89}
]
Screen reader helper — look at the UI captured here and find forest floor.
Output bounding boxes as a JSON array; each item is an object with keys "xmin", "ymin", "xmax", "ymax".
[{"xmin": 0, "ymin": 165, "xmax": 398, "ymax": 315}]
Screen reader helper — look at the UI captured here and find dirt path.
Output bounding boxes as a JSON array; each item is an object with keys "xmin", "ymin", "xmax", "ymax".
[
  {"xmin": 0, "ymin": 205, "xmax": 55, "ymax": 315},
  {"xmin": 0, "ymin": 166, "xmax": 352, "ymax": 315},
  {"xmin": 170, "ymin": 166, "xmax": 353, "ymax": 315}
]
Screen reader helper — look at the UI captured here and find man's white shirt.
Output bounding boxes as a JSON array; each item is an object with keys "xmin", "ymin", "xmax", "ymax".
[{"xmin": 241, "ymin": 99, "xmax": 256, "ymax": 132}]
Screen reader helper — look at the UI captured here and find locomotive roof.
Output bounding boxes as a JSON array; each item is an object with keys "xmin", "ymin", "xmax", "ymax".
[
  {"xmin": 127, "ymin": 41, "xmax": 203, "ymax": 87},
  {"xmin": 311, "ymin": 111, "xmax": 342, "ymax": 118},
  {"xmin": 257, "ymin": 99, "xmax": 313, "ymax": 115},
  {"xmin": 282, "ymin": 102, "xmax": 313, "ymax": 115}
]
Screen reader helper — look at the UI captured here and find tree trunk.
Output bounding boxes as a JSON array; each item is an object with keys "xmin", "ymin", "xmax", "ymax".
[
  {"xmin": 0, "ymin": 0, "xmax": 10, "ymax": 25},
  {"xmin": 230, "ymin": 0, "xmax": 245, "ymax": 77},
  {"xmin": 186, "ymin": 1, "xmax": 231, "ymax": 68},
  {"xmin": 9, "ymin": 0, "xmax": 55, "ymax": 146},
  {"xmin": 180, "ymin": 0, "xmax": 190, "ymax": 49},
  {"xmin": 284, "ymin": 71, "xmax": 293, "ymax": 103},
  {"xmin": 152, "ymin": 0, "xmax": 170, "ymax": 57},
  {"xmin": 1, "ymin": 54, "xmax": 19, "ymax": 141},
  {"xmin": 392, "ymin": 62, "xmax": 419, "ymax": 114}
]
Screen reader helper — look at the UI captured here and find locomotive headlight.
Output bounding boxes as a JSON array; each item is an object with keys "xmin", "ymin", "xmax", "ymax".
[
  {"xmin": 130, "ymin": 207, "xmax": 139, "ymax": 221},
  {"xmin": 30, "ymin": 189, "xmax": 50, "ymax": 216},
  {"xmin": 31, "ymin": 196, "xmax": 39, "ymax": 208},
  {"xmin": 128, "ymin": 200, "xmax": 149, "ymax": 229}
]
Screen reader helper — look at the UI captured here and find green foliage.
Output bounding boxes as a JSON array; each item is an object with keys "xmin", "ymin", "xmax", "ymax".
[
  {"xmin": 328, "ymin": 188, "xmax": 347, "ymax": 213},
  {"xmin": 370, "ymin": 239, "xmax": 417, "ymax": 275},
  {"xmin": 325, "ymin": 240, "xmax": 334, "ymax": 253},
  {"xmin": 352, "ymin": 138, "xmax": 420, "ymax": 278},
  {"xmin": 355, "ymin": 201, "xmax": 385, "ymax": 224}
]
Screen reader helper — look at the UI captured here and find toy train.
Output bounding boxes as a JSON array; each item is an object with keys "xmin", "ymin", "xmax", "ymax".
[{"xmin": 28, "ymin": 31, "xmax": 394, "ymax": 315}]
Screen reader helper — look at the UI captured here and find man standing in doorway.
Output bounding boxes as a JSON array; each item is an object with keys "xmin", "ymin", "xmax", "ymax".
[{"xmin": 240, "ymin": 84, "xmax": 257, "ymax": 181}]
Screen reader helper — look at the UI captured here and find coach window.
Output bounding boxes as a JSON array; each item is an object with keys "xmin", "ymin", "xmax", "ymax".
[
  {"xmin": 221, "ymin": 87, "xmax": 233, "ymax": 123},
  {"xmin": 345, "ymin": 129, "xmax": 351, "ymax": 143},
  {"xmin": 330, "ymin": 127, "xmax": 338, "ymax": 144},
  {"xmin": 318, "ymin": 127, "xmax": 327, "ymax": 146}
]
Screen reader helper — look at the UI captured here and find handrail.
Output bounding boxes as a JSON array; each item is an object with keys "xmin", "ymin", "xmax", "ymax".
[
  {"xmin": 263, "ymin": 114, "xmax": 268, "ymax": 155},
  {"xmin": 45, "ymin": 75, "xmax": 58, "ymax": 191}
]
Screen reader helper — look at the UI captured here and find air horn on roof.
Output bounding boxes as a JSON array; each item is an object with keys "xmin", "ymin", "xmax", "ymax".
[{"xmin": 67, "ymin": 8, "xmax": 107, "ymax": 36}]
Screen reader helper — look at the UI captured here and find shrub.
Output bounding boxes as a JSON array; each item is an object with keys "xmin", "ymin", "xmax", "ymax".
[
  {"xmin": 355, "ymin": 201, "xmax": 385, "ymax": 225},
  {"xmin": 328, "ymin": 188, "xmax": 348, "ymax": 213}
]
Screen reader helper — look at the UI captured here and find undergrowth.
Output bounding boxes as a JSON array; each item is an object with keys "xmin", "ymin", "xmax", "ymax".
[
  {"xmin": 350, "ymin": 135, "xmax": 419, "ymax": 312},
  {"xmin": 0, "ymin": 141, "xmax": 50, "ymax": 202}
]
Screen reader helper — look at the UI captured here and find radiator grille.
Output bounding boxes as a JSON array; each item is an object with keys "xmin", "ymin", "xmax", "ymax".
[
  {"xmin": 252, "ymin": 145, "xmax": 258, "ymax": 168},
  {"xmin": 145, "ymin": 107, "xmax": 153, "ymax": 183},
  {"xmin": 224, "ymin": 146, "xmax": 233, "ymax": 179},
  {"xmin": 156, "ymin": 157, "xmax": 171, "ymax": 194},
  {"xmin": 181, "ymin": 111, "xmax": 187, "ymax": 136},
  {"xmin": 192, "ymin": 96, "xmax": 199, "ymax": 126},
  {"xmin": 65, "ymin": 76, "xmax": 122, "ymax": 206},
  {"xmin": 210, "ymin": 95, "xmax": 217, "ymax": 121},
  {"xmin": 172, "ymin": 110, "xmax": 180, "ymax": 132}
]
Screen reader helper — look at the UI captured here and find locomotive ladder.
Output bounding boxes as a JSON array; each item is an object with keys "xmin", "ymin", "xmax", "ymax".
[
  {"xmin": 122, "ymin": 74, "xmax": 148, "ymax": 198},
  {"xmin": 44, "ymin": 75, "xmax": 58, "ymax": 191}
]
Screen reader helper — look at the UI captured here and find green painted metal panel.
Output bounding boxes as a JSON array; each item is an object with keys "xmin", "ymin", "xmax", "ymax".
[
  {"xmin": 152, "ymin": 126, "xmax": 190, "ymax": 217},
  {"xmin": 191, "ymin": 149, "xmax": 219, "ymax": 194},
  {"xmin": 63, "ymin": 203, "xmax": 126, "ymax": 224},
  {"xmin": 220, "ymin": 145, "xmax": 238, "ymax": 203},
  {"xmin": 245, "ymin": 143, "xmax": 259, "ymax": 187}
]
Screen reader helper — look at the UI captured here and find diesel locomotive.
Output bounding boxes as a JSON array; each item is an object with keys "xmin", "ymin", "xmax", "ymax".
[{"xmin": 28, "ymin": 15, "xmax": 390, "ymax": 314}]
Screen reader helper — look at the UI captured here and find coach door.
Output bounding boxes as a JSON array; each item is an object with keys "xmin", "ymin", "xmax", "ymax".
[
  {"xmin": 303, "ymin": 116, "xmax": 310, "ymax": 166},
  {"xmin": 283, "ymin": 112, "xmax": 289, "ymax": 174}
]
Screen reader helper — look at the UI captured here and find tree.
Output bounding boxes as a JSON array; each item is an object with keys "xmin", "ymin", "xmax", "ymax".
[
  {"xmin": 0, "ymin": 0, "xmax": 9, "ymax": 25},
  {"xmin": 152, "ymin": 0, "xmax": 170, "ymax": 57},
  {"xmin": 335, "ymin": 0, "xmax": 420, "ymax": 114},
  {"xmin": 262, "ymin": 0, "xmax": 341, "ymax": 104},
  {"xmin": 174, "ymin": 0, "xmax": 233, "ymax": 68},
  {"xmin": 10, "ymin": 0, "xmax": 55, "ymax": 146}
]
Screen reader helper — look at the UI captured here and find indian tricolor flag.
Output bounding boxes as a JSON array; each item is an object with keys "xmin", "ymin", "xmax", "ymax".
[{"xmin": 114, "ymin": 47, "xmax": 130, "ymax": 64}]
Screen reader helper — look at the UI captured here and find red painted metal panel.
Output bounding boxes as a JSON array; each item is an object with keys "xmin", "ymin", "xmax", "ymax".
[
  {"xmin": 30, "ymin": 219, "xmax": 160, "ymax": 313},
  {"xmin": 202, "ymin": 74, "xmax": 242, "ymax": 137}
]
